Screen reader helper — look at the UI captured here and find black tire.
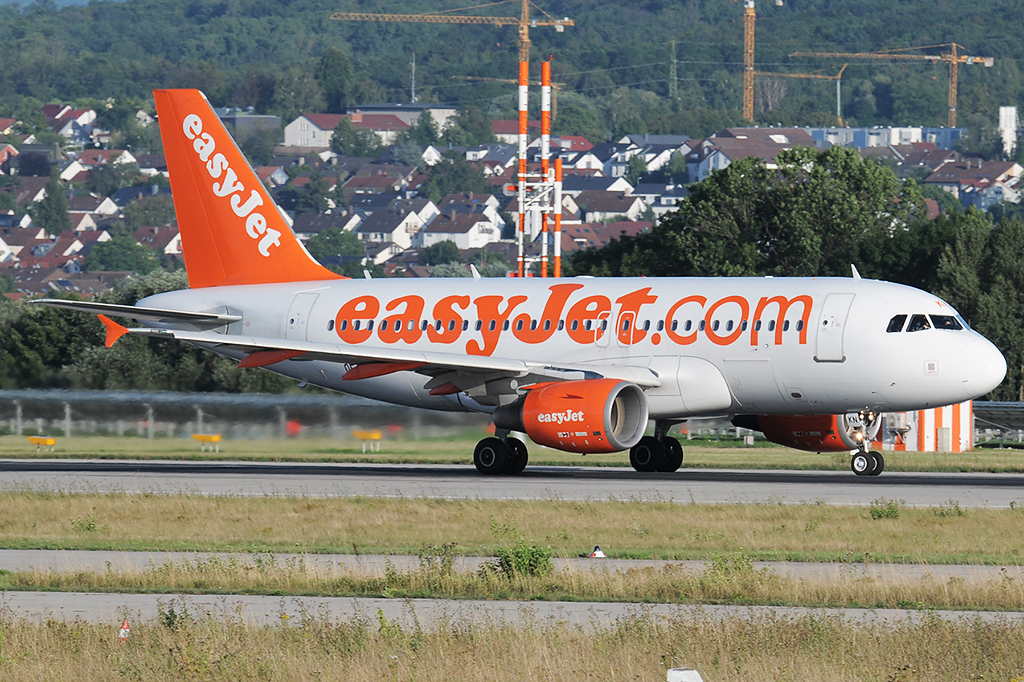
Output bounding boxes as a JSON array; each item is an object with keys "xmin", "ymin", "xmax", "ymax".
[
  {"xmin": 659, "ymin": 436, "xmax": 684, "ymax": 472},
  {"xmin": 505, "ymin": 437, "xmax": 529, "ymax": 475},
  {"xmin": 474, "ymin": 437, "xmax": 510, "ymax": 475},
  {"xmin": 851, "ymin": 452, "xmax": 871, "ymax": 476},
  {"xmin": 869, "ymin": 451, "xmax": 885, "ymax": 476},
  {"xmin": 629, "ymin": 436, "xmax": 666, "ymax": 472}
]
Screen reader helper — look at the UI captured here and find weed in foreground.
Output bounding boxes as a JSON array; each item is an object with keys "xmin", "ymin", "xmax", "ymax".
[{"xmin": 870, "ymin": 498, "xmax": 902, "ymax": 520}]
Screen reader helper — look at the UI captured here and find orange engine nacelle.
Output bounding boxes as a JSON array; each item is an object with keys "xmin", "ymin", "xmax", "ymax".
[
  {"xmin": 493, "ymin": 379, "xmax": 649, "ymax": 454},
  {"xmin": 733, "ymin": 413, "xmax": 881, "ymax": 453}
]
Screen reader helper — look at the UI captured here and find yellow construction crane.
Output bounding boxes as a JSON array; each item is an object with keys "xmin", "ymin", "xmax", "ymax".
[
  {"xmin": 449, "ymin": 74, "xmax": 566, "ymax": 120},
  {"xmin": 331, "ymin": 0, "xmax": 573, "ymax": 63},
  {"xmin": 754, "ymin": 64, "xmax": 848, "ymax": 125},
  {"xmin": 790, "ymin": 44, "xmax": 994, "ymax": 127},
  {"xmin": 738, "ymin": 0, "xmax": 783, "ymax": 122}
]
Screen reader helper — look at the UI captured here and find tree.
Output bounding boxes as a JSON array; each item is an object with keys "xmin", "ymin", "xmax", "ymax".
[
  {"xmin": 32, "ymin": 172, "xmax": 71, "ymax": 233},
  {"xmin": 293, "ymin": 174, "xmax": 331, "ymax": 216},
  {"xmin": 85, "ymin": 234, "xmax": 159, "ymax": 274},
  {"xmin": 88, "ymin": 162, "xmax": 140, "ymax": 197},
  {"xmin": 425, "ymin": 150, "xmax": 490, "ymax": 205},
  {"xmin": 420, "ymin": 239, "xmax": 461, "ymax": 266},
  {"xmin": 431, "ymin": 261, "xmax": 471, "ymax": 277},
  {"xmin": 305, "ymin": 227, "xmax": 364, "ymax": 262},
  {"xmin": 119, "ymin": 195, "xmax": 176, "ymax": 233},
  {"xmin": 569, "ymin": 146, "xmax": 925, "ymax": 279},
  {"xmin": 441, "ymin": 106, "xmax": 494, "ymax": 147},
  {"xmin": 316, "ymin": 48, "xmax": 354, "ymax": 114},
  {"xmin": 406, "ymin": 111, "xmax": 438, "ymax": 146},
  {"xmin": 624, "ymin": 156, "xmax": 648, "ymax": 186},
  {"xmin": 330, "ymin": 118, "xmax": 383, "ymax": 158}
]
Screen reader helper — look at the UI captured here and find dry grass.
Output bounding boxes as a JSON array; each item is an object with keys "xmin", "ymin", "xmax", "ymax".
[
  {"xmin": 4, "ymin": 552, "xmax": 1024, "ymax": 611},
  {"xmin": 4, "ymin": 433, "xmax": 1024, "ymax": 472},
  {"xmin": 0, "ymin": 492, "xmax": 1021, "ymax": 564},
  {"xmin": 1, "ymin": 604, "xmax": 1023, "ymax": 681}
]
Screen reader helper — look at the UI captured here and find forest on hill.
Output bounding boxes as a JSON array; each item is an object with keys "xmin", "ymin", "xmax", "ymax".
[{"xmin": 0, "ymin": 0, "xmax": 1022, "ymax": 143}]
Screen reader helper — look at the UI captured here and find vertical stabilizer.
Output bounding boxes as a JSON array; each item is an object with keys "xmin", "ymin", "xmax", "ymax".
[{"xmin": 154, "ymin": 89, "xmax": 342, "ymax": 288}]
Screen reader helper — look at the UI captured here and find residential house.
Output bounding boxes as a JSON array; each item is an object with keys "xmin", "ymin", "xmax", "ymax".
[
  {"xmin": 0, "ymin": 118, "xmax": 17, "ymax": 136},
  {"xmin": 7, "ymin": 177, "xmax": 49, "ymax": 209},
  {"xmin": 283, "ymin": 113, "xmax": 409, "ymax": 148},
  {"xmin": 560, "ymin": 175, "xmax": 634, "ymax": 197},
  {"xmin": 573, "ymin": 190, "xmax": 648, "ymax": 223},
  {"xmin": 350, "ymin": 103, "xmax": 458, "ymax": 131},
  {"xmin": 76, "ymin": 149, "xmax": 138, "ymax": 168},
  {"xmin": 631, "ymin": 183, "xmax": 689, "ymax": 218},
  {"xmin": 686, "ymin": 128, "xmax": 817, "ymax": 183},
  {"xmin": 134, "ymin": 226, "xmax": 181, "ymax": 255},
  {"xmin": 922, "ymin": 160, "xmax": 1024, "ymax": 207},
  {"xmin": 492, "ymin": 119, "xmax": 541, "ymax": 145},
  {"xmin": 561, "ymin": 221, "xmax": 653, "ymax": 250},
  {"xmin": 0, "ymin": 143, "xmax": 17, "ymax": 174},
  {"xmin": 68, "ymin": 212, "xmax": 98, "ymax": 232},
  {"xmin": 0, "ymin": 214, "xmax": 33, "ymax": 230},
  {"xmin": 111, "ymin": 185, "xmax": 172, "ymax": 208},
  {"xmin": 68, "ymin": 195, "xmax": 120, "ymax": 217},
  {"xmin": 256, "ymin": 166, "xmax": 290, "ymax": 188},
  {"xmin": 291, "ymin": 212, "xmax": 362, "ymax": 241},
  {"xmin": 135, "ymin": 154, "xmax": 168, "ymax": 177},
  {"xmin": 353, "ymin": 207, "xmax": 425, "ymax": 250},
  {"xmin": 415, "ymin": 210, "xmax": 500, "ymax": 250}
]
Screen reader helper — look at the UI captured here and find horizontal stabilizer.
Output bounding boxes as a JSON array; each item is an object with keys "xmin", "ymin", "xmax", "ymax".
[{"xmin": 27, "ymin": 299, "xmax": 241, "ymax": 328}]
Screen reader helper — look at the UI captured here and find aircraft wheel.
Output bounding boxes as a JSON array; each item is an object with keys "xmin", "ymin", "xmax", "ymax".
[
  {"xmin": 659, "ymin": 436, "xmax": 684, "ymax": 472},
  {"xmin": 505, "ymin": 437, "xmax": 529, "ymax": 475},
  {"xmin": 851, "ymin": 451, "xmax": 872, "ymax": 476},
  {"xmin": 869, "ymin": 451, "xmax": 885, "ymax": 476},
  {"xmin": 630, "ymin": 436, "xmax": 666, "ymax": 473},
  {"xmin": 474, "ymin": 437, "xmax": 510, "ymax": 475}
]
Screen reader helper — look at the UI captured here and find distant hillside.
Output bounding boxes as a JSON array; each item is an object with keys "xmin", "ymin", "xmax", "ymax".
[{"xmin": 0, "ymin": 0, "xmax": 1022, "ymax": 144}]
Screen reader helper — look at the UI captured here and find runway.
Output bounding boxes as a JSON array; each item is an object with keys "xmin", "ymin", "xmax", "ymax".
[{"xmin": 1, "ymin": 458, "xmax": 1023, "ymax": 507}]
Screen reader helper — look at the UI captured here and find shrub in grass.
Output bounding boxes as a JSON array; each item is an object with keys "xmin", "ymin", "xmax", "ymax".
[{"xmin": 869, "ymin": 499, "xmax": 901, "ymax": 520}]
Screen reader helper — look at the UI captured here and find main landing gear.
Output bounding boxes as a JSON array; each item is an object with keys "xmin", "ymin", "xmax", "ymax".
[
  {"xmin": 473, "ymin": 431, "xmax": 529, "ymax": 476},
  {"xmin": 628, "ymin": 422, "xmax": 684, "ymax": 473},
  {"xmin": 851, "ymin": 449, "xmax": 885, "ymax": 476}
]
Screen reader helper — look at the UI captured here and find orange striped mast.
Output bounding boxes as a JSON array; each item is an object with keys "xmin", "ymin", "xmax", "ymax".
[
  {"xmin": 517, "ymin": 60, "xmax": 528, "ymax": 277},
  {"xmin": 540, "ymin": 59, "xmax": 552, "ymax": 277},
  {"xmin": 554, "ymin": 157, "xmax": 562, "ymax": 277}
]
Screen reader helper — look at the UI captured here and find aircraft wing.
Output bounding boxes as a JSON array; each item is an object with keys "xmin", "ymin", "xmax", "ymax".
[
  {"xmin": 114, "ymin": 324, "xmax": 661, "ymax": 392},
  {"xmin": 27, "ymin": 299, "xmax": 241, "ymax": 328}
]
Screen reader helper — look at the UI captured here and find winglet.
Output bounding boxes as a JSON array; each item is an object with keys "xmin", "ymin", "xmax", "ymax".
[{"xmin": 97, "ymin": 314, "xmax": 129, "ymax": 348}]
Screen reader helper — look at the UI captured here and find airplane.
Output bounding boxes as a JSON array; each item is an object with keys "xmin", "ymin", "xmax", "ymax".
[{"xmin": 32, "ymin": 89, "xmax": 1007, "ymax": 477}]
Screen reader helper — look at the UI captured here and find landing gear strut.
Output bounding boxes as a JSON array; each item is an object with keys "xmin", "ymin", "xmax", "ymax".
[
  {"xmin": 629, "ymin": 422, "xmax": 684, "ymax": 473},
  {"xmin": 473, "ymin": 430, "xmax": 529, "ymax": 476},
  {"xmin": 851, "ymin": 449, "xmax": 884, "ymax": 476}
]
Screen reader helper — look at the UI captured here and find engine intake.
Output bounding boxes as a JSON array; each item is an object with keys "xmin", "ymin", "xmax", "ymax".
[
  {"xmin": 493, "ymin": 379, "xmax": 648, "ymax": 453},
  {"xmin": 733, "ymin": 413, "xmax": 882, "ymax": 452}
]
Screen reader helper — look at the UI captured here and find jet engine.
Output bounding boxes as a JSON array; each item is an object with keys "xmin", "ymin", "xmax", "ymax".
[
  {"xmin": 493, "ymin": 379, "xmax": 648, "ymax": 454},
  {"xmin": 733, "ymin": 412, "xmax": 882, "ymax": 453}
]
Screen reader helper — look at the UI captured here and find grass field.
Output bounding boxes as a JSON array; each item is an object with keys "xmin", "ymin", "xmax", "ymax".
[
  {"xmin": 4, "ymin": 433, "xmax": 1024, "ymax": 472},
  {"xmin": 0, "ymin": 607, "xmax": 1021, "ymax": 681},
  {"xmin": 4, "ymin": 551, "xmax": 1024, "ymax": 611},
  {"xmin": 0, "ymin": 492, "xmax": 1021, "ymax": 565}
]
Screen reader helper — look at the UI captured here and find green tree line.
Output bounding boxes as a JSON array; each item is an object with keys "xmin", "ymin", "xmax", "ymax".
[{"xmin": 1, "ymin": 0, "xmax": 1023, "ymax": 144}]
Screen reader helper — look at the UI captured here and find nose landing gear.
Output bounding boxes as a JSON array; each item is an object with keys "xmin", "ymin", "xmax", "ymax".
[{"xmin": 851, "ymin": 449, "xmax": 884, "ymax": 476}]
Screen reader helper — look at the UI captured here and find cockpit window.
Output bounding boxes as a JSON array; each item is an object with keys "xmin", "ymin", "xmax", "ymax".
[
  {"xmin": 906, "ymin": 314, "xmax": 931, "ymax": 332},
  {"xmin": 930, "ymin": 315, "xmax": 963, "ymax": 330},
  {"xmin": 886, "ymin": 315, "xmax": 907, "ymax": 333}
]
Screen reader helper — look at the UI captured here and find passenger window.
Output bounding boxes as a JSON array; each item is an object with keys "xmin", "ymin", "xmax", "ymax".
[
  {"xmin": 571, "ymin": 320, "xmax": 579, "ymax": 331},
  {"xmin": 462, "ymin": 320, "xmax": 469, "ymax": 331},
  {"xmin": 886, "ymin": 315, "xmax": 907, "ymax": 333},
  {"xmin": 698, "ymin": 320, "xmax": 706, "ymax": 331},
  {"xmin": 796, "ymin": 320, "xmax": 803, "ymax": 332},
  {"xmin": 783, "ymin": 320, "xmax": 790, "ymax": 332},
  {"xmin": 600, "ymin": 320, "xmax": 608, "ymax": 331},
  {"xmin": 515, "ymin": 320, "xmax": 524, "ymax": 331},
  {"xmin": 503, "ymin": 320, "xmax": 510, "ymax": 331},
  {"xmin": 421, "ymin": 320, "xmax": 428, "ymax": 330},
  {"xmin": 530, "ymin": 320, "xmax": 538, "ymax": 331},
  {"xmin": 558, "ymin": 320, "xmax": 564, "ymax": 331},
  {"xmin": 475, "ymin": 320, "xmax": 482, "ymax": 331},
  {"xmin": 585, "ymin": 320, "xmax": 592, "ymax": 331},
  {"xmin": 657, "ymin": 320, "xmax": 664, "ymax": 332},
  {"xmin": 906, "ymin": 314, "xmax": 931, "ymax": 332},
  {"xmin": 930, "ymin": 315, "xmax": 963, "ymax": 330},
  {"xmin": 622, "ymin": 319, "xmax": 630, "ymax": 331},
  {"xmin": 353, "ymin": 320, "xmax": 361, "ymax": 331},
  {"xmin": 488, "ymin": 320, "xmax": 496, "ymax": 331},
  {"xmin": 683, "ymin": 320, "xmax": 691, "ymax": 332},
  {"xmin": 725, "ymin": 320, "xmax": 734, "ymax": 332},
  {"xmin": 544, "ymin": 320, "xmax": 551, "ymax": 331},
  {"xmin": 448, "ymin": 320, "xmax": 456, "ymax": 331},
  {"xmin": 711, "ymin": 320, "xmax": 720, "ymax": 332},
  {"xmin": 340, "ymin": 320, "xmax": 348, "ymax": 331},
  {"xmin": 643, "ymin": 320, "xmax": 650, "ymax": 332},
  {"xmin": 755, "ymin": 320, "xmax": 762, "ymax": 331},
  {"xmin": 768, "ymin": 320, "xmax": 775, "ymax": 332},
  {"xmin": 328, "ymin": 320, "xmax": 335, "ymax": 331},
  {"xmin": 367, "ymin": 320, "xmax": 374, "ymax": 331},
  {"xmin": 741, "ymin": 320, "xmax": 748, "ymax": 331},
  {"xmin": 435, "ymin": 320, "xmax": 442, "ymax": 331}
]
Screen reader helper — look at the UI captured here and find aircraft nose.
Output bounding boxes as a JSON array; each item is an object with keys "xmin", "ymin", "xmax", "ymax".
[{"xmin": 959, "ymin": 338, "xmax": 1007, "ymax": 398}]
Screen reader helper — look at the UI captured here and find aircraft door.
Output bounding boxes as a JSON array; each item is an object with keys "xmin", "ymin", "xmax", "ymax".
[
  {"xmin": 286, "ymin": 293, "xmax": 319, "ymax": 341},
  {"xmin": 815, "ymin": 293, "xmax": 855, "ymax": 362},
  {"xmin": 616, "ymin": 311, "xmax": 635, "ymax": 347}
]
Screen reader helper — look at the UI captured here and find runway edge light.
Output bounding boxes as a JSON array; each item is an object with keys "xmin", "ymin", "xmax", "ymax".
[
  {"xmin": 118, "ymin": 619, "xmax": 130, "ymax": 643},
  {"xmin": 589, "ymin": 546, "xmax": 606, "ymax": 558}
]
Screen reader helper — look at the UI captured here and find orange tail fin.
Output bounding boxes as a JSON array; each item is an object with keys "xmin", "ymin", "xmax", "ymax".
[{"xmin": 153, "ymin": 89, "xmax": 342, "ymax": 288}]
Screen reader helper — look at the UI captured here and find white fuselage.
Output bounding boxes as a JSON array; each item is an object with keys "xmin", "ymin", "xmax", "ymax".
[{"xmin": 140, "ymin": 276, "xmax": 1006, "ymax": 418}]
